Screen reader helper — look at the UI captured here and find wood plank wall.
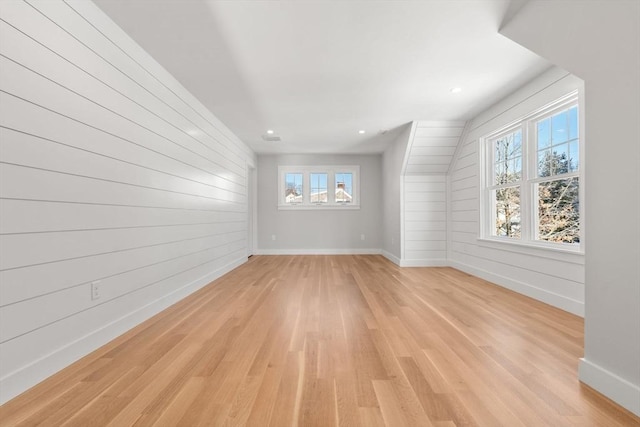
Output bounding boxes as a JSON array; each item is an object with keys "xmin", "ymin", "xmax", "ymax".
[
  {"xmin": 446, "ymin": 67, "xmax": 585, "ymax": 316},
  {"xmin": 0, "ymin": 0, "xmax": 255, "ymax": 403}
]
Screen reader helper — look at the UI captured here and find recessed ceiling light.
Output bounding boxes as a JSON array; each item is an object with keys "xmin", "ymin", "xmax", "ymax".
[
  {"xmin": 187, "ymin": 129, "xmax": 199, "ymax": 136},
  {"xmin": 450, "ymin": 87, "xmax": 462, "ymax": 94},
  {"xmin": 358, "ymin": 130, "xmax": 366, "ymax": 134},
  {"xmin": 266, "ymin": 129, "xmax": 274, "ymax": 135}
]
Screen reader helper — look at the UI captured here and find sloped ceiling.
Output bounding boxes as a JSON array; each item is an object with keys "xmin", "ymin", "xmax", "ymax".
[
  {"xmin": 404, "ymin": 122, "xmax": 466, "ymax": 175},
  {"xmin": 94, "ymin": 0, "xmax": 550, "ymax": 154}
]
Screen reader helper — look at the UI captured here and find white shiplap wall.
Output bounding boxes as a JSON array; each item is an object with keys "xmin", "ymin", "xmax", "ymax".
[
  {"xmin": 0, "ymin": 0, "xmax": 255, "ymax": 403},
  {"xmin": 447, "ymin": 67, "xmax": 585, "ymax": 316},
  {"xmin": 403, "ymin": 175, "xmax": 447, "ymax": 265},
  {"xmin": 400, "ymin": 122, "xmax": 464, "ymax": 266}
]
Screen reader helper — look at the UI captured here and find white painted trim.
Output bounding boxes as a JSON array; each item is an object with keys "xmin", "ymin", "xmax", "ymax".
[
  {"xmin": 579, "ymin": 358, "xmax": 640, "ymax": 417},
  {"xmin": 277, "ymin": 165, "xmax": 360, "ymax": 208},
  {"xmin": 0, "ymin": 256, "xmax": 247, "ymax": 405},
  {"xmin": 400, "ymin": 259, "xmax": 449, "ymax": 267},
  {"xmin": 447, "ymin": 120, "xmax": 472, "ymax": 175},
  {"xmin": 254, "ymin": 248, "xmax": 382, "ymax": 255},
  {"xmin": 277, "ymin": 205, "xmax": 360, "ymax": 211},
  {"xmin": 381, "ymin": 250, "xmax": 401, "ymax": 266},
  {"xmin": 449, "ymin": 259, "xmax": 584, "ymax": 316},
  {"xmin": 400, "ymin": 121, "xmax": 419, "ymax": 176},
  {"xmin": 476, "ymin": 238, "xmax": 585, "ymax": 264}
]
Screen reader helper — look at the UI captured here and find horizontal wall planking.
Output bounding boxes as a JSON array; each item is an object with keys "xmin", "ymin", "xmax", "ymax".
[
  {"xmin": 414, "ymin": 128, "xmax": 464, "ymax": 139},
  {"xmin": 0, "ymin": 15, "xmax": 246, "ymax": 171},
  {"xmin": 450, "ymin": 241, "xmax": 584, "ymax": 282},
  {"xmin": 0, "ymin": 164, "xmax": 246, "ymax": 212},
  {"xmin": 405, "ymin": 211, "xmax": 447, "ymax": 222},
  {"xmin": 4, "ymin": 0, "xmax": 250, "ymax": 166},
  {"xmin": 450, "ymin": 220, "xmax": 477, "ymax": 234},
  {"xmin": 404, "ymin": 190, "xmax": 446, "ymax": 203},
  {"xmin": 407, "ymin": 155, "xmax": 453, "ymax": 166},
  {"xmin": 403, "ymin": 175, "xmax": 446, "ymax": 183},
  {"xmin": 0, "ymin": 230, "xmax": 246, "ymax": 306},
  {"xmin": 451, "ymin": 199, "xmax": 479, "ymax": 212},
  {"xmin": 457, "ymin": 139, "xmax": 476, "ymax": 158},
  {"xmin": 0, "ymin": 249, "xmax": 244, "ymax": 378},
  {"xmin": 404, "ymin": 250, "xmax": 447, "ymax": 260},
  {"xmin": 452, "ymin": 151, "xmax": 478, "ymax": 172},
  {"xmin": 404, "ymin": 240, "xmax": 446, "ymax": 251},
  {"xmin": 409, "ymin": 146, "xmax": 457, "ymax": 157},
  {"xmin": 0, "ymin": 199, "xmax": 245, "ymax": 234},
  {"xmin": 0, "ymin": 30, "xmax": 245, "ymax": 181},
  {"xmin": 0, "ymin": 239, "xmax": 245, "ymax": 343},
  {"xmin": 0, "ymin": 78, "xmax": 245, "ymax": 195},
  {"xmin": 404, "ymin": 182, "xmax": 446, "ymax": 193},
  {"xmin": 415, "ymin": 120, "xmax": 466, "ymax": 128},
  {"xmin": 404, "ymin": 201, "xmax": 446, "ymax": 212},
  {"xmin": 405, "ymin": 221, "xmax": 447, "ymax": 232},
  {"xmin": 0, "ymin": 66, "xmax": 245, "ymax": 190},
  {"xmin": 0, "ymin": 0, "xmax": 254, "ymax": 403},
  {"xmin": 452, "ymin": 231, "xmax": 477, "ymax": 244},
  {"xmin": 411, "ymin": 136, "xmax": 461, "ymax": 148},
  {"xmin": 451, "ymin": 176, "xmax": 477, "ymax": 193},
  {"xmin": 405, "ymin": 164, "xmax": 450, "ymax": 174},
  {"xmin": 451, "ymin": 220, "xmax": 479, "ymax": 235},
  {"xmin": 450, "ymin": 166, "xmax": 477, "ymax": 183},
  {"xmin": 449, "ymin": 250, "xmax": 584, "ymax": 303},
  {"xmin": 0, "ymin": 128, "xmax": 245, "ymax": 203},
  {"xmin": 450, "ymin": 187, "xmax": 478, "ymax": 202},
  {"xmin": 404, "ymin": 230, "xmax": 447, "ymax": 242},
  {"xmin": 0, "ymin": 222, "xmax": 246, "ymax": 271},
  {"xmin": 450, "ymin": 210, "xmax": 478, "ymax": 223},
  {"xmin": 0, "ymin": 56, "xmax": 246, "ymax": 186},
  {"xmin": 466, "ymin": 69, "xmax": 577, "ymax": 142},
  {"xmin": 63, "ymin": 0, "xmax": 254, "ymax": 160}
]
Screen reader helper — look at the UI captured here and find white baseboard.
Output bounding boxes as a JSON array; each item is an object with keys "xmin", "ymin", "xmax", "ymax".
[
  {"xmin": 400, "ymin": 258, "xmax": 449, "ymax": 267},
  {"xmin": 254, "ymin": 248, "xmax": 382, "ymax": 255},
  {"xmin": 579, "ymin": 358, "xmax": 640, "ymax": 416},
  {"xmin": 0, "ymin": 256, "xmax": 246, "ymax": 405},
  {"xmin": 448, "ymin": 259, "xmax": 584, "ymax": 317},
  {"xmin": 381, "ymin": 250, "xmax": 401, "ymax": 265}
]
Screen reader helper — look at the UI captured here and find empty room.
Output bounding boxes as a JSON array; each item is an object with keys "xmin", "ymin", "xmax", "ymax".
[{"xmin": 0, "ymin": 0, "xmax": 638, "ymax": 426}]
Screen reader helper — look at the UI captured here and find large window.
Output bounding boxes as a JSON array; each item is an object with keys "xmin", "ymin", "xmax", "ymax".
[
  {"xmin": 278, "ymin": 166, "xmax": 360, "ymax": 209},
  {"xmin": 481, "ymin": 92, "xmax": 582, "ymax": 250}
]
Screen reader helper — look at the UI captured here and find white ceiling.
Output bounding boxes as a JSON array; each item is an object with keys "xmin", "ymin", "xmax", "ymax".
[{"xmin": 94, "ymin": 0, "xmax": 550, "ymax": 154}]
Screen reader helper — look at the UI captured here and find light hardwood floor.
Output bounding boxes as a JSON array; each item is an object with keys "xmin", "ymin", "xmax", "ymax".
[{"xmin": 1, "ymin": 255, "xmax": 638, "ymax": 426}]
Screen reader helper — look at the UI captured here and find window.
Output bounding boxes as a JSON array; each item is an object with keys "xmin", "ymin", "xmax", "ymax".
[
  {"xmin": 334, "ymin": 172, "xmax": 353, "ymax": 203},
  {"xmin": 481, "ymin": 92, "xmax": 582, "ymax": 251},
  {"xmin": 310, "ymin": 173, "xmax": 328, "ymax": 203},
  {"xmin": 278, "ymin": 166, "xmax": 360, "ymax": 209},
  {"xmin": 284, "ymin": 172, "xmax": 303, "ymax": 204}
]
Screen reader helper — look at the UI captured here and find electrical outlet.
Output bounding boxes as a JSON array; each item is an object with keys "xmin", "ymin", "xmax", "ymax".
[
  {"xmin": 361, "ymin": 234, "xmax": 365, "ymax": 241},
  {"xmin": 91, "ymin": 281, "xmax": 101, "ymax": 301},
  {"xmin": 271, "ymin": 234, "xmax": 276, "ymax": 241}
]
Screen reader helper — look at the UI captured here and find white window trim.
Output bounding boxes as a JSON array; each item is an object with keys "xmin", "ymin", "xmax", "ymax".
[
  {"xmin": 478, "ymin": 91, "xmax": 585, "ymax": 256},
  {"xmin": 278, "ymin": 165, "xmax": 360, "ymax": 210}
]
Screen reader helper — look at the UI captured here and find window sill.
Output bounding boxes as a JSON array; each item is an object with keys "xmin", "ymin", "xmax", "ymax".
[
  {"xmin": 476, "ymin": 237, "xmax": 584, "ymax": 265},
  {"xmin": 278, "ymin": 204, "xmax": 360, "ymax": 211}
]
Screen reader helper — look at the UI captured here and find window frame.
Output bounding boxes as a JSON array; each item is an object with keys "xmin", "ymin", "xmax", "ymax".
[
  {"xmin": 278, "ymin": 165, "xmax": 360, "ymax": 210},
  {"xmin": 479, "ymin": 91, "xmax": 584, "ymax": 254}
]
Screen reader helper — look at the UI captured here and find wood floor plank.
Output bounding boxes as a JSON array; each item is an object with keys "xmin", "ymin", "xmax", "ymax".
[{"xmin": 1, "ymin": 255, "xmax": 638, "ymax": 426}]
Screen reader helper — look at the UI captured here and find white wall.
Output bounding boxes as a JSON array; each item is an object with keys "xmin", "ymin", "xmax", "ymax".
[
  {"xmin": 257, "ymin": 154, "xmax": 382, "ymax": 253},
  {"xmin": 501, "ymin": 0, "xmax": 640, "ymax": 416},
  {"xmin": 447, "ymin": 66, "xmax": 585, "ymax": 316},
  {"xmin": 402, "ymin": 175, "xmax": 447, "ymax": 266},
  {"xmin": 381, "ymin": 124, "xmax": 411, "ymax": 262},
  {"xmin": 0, "ymin": 0, "xmax": 255, "ymax": 403},
  {"xmin": 400, "ymin": 121, "xmax": 464, "ymax": 267}
]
